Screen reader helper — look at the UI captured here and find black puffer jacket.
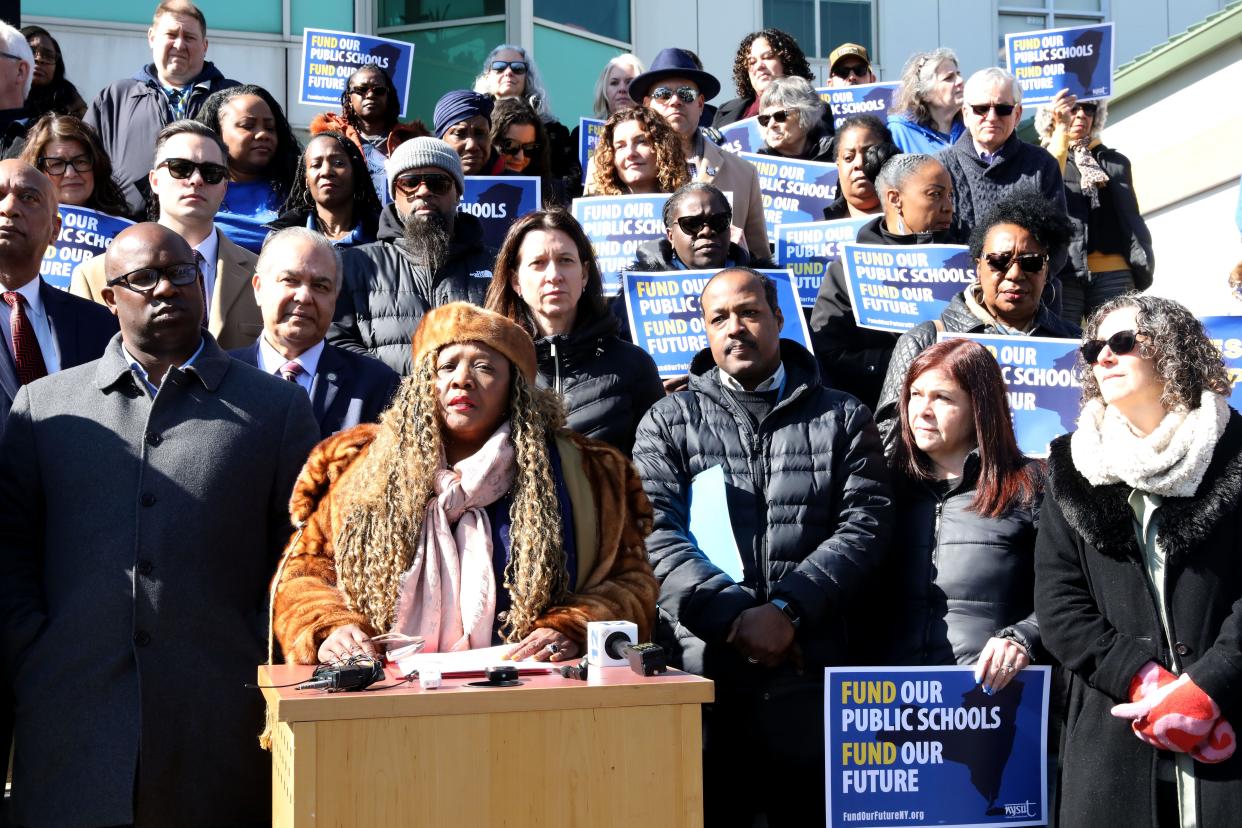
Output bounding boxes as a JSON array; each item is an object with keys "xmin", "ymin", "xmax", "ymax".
[
  {"xmin": 1064, "ymin": 143, "xmax": 1154, "ymax": 290},
  {"xmin": 633, "ymin": 340, "xmax": 892, "ymax": 678},
  {"xmin": 328, "ymin": 204, "xmax": 495, "ymax": 375},
  {"xmin": 856, "ymin": 454, "xmax": 1042, "ymax": 666},
  {"xmin": 874, "ymin": 290, "xmax": 1081, "ymax": 454},
  {"xmin": 535, "ymin": 312, "xmax": 663, "ymax": 455}
]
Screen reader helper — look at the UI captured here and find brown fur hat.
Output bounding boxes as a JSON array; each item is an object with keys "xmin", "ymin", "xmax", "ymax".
[{"xmin": 411, "ymin": 302, "xmax": 537, "ymax": 381}]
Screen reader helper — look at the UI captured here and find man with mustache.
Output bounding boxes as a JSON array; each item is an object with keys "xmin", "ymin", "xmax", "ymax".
[
  {"xmin": 632, "ymin": 266, "xmax": 892, "ymax": 827},
  {"xmin": 328, "ymin": 136, "xmax": 494, "ymax": 375},
  {"xmin": 0, "ymin": 221, "xmax": 318, "ymax": 826}
]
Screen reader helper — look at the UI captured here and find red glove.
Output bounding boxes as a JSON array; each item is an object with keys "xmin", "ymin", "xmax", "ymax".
[{"xmin": 1110, "ymin": 661, "xmax": 1236, "ymax": 763}]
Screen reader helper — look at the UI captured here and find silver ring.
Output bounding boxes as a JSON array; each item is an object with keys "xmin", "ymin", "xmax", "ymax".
[
  {"xmin": 747, "ymin": 657, "xmax": 759, "ymax": 664},
  {"xmin": 1003, "ymin": 664, "xmax": 1015, "ymax": 673}
]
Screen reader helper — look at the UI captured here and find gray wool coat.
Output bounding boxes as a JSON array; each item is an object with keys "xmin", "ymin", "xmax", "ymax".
[{"xmin": 0, "ymin": 332, "xmax": 319, "ymax": 828}]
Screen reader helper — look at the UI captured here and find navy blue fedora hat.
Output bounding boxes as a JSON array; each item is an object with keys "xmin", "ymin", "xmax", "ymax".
[{"xmin": 628, "ymin": 48, "xmax": 721, "ymax": 104}]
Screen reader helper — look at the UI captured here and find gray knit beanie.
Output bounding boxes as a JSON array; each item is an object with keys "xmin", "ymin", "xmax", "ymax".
[{"xmin": 385, "ymin": 137, "xmax": 465, "ymax": 197}]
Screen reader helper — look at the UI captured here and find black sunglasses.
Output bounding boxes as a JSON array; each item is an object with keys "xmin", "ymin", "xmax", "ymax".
[
  {"xmin": 393, "ymin": 172, "xmax": 455, "ymax": 197},
  {"xmin": 650, "ymin": 86, "xmax": 699, "ymax": 104},
  {"xmin": 984, "ymin": 251, "xmax": 1047, "ymax": 274},
  {"xmin": 969, "ymin": 102, "xmax": 1017, "ymax": 117},
  {"xmin": 157, "ymin": 158, "xmax": 228, "ymax": 185},
  {"xmin": 833, "ymin": 63, "xmax": 870, "ymax": 80},
  {"xmin": 349, "ymin": 84, "xmax": 389, "ymax": 97},
  {"xmin": 490, "ymin": 60, "xmax": 528, "ymax": 75},
  {"xmin": 1081, "ymin": 330, "xmax": 1143, "ymax": 365},
  {"xmin": 675, "ymin": 212, "xmax": 732, "ymax": 236},
  {"xmin": 1072, "ymin": 102, "xmax": 1098, "ymax": 116},
  {"xmin": 499, "ymin": 140, "xmax": 542, "ymax": 157},
  {"xmin": 38, "ymin": 155, "xmax": 93, "ymax": 176},
  {"xmin": 106, "ymin": 262, "xmax": 200, "ymax": 293},
  {"xmin": 757, "ymin": 110, "xmax": 791, "ymax": 127}
]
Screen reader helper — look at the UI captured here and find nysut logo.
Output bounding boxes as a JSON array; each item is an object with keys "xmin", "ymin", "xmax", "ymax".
[{"xmin": 1002, "ymin": 800, "xmax": 1038, "ymax": 818}]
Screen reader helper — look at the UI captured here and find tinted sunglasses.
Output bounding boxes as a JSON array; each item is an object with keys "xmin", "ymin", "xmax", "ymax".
[
  {"xmin": 490, "ymin": 60, "xmax": 528, "ymax": 75},
  {"xmin": 675, "ymin": 212, "xmax": 732, "ymax": 235},
  {"xmin": 38, "ymin": 155, "xmax": 93, "ymax": 176},
  {"xmin": 499, "ymin": 140, "xmax": 542, "ymax": 157},
  {"xmin": 833, "ymin": 63, "xmax": 870, "ymax": 80},
  {"xmin": 1072, "ymin": 102, "xmax": 1098, "ymax": 116},
  {"xmin": 157, "ymin": 158, "xmax": 228, "ymax": 185},
  {"xmin": 984, "ymin": 251, "xmax": 1047, "ymax": 274},
  {"xmin": 106, "ymin": 262, "xmax": 200, "ymax": 293},
  {"xmin": 1081, "ymin": 330, "xmax": 1142, "ymax": 365},
  {"xmin": 393, "ymin": 172, "xmax": 455, "ymax": 197},
  {"xmin": 757, "ymin": 110, "xmax": 791, "ymax": 127},
  {"xmin": 650, "ymin": 86, "xmax": 700, "ymax": 104},
  {"xmin": 349, "ymin": 84, "xmax": 389, "ymax": 97},
  {"xmin": 969, "ymin": 102, "xmax": 1017, "ymax": 117}
]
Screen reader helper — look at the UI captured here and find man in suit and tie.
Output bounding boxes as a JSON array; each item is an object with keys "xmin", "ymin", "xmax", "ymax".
[
  {"xmin": 231, "ymin": 226, "xmax": 399, "ymax": 439},
  {"xmin": 70, "ymin": 119, "xmax": 263, "ymax": 349}
]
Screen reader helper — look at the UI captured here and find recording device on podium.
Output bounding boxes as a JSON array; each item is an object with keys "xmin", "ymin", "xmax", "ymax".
[{"xmin": 587, "ymin": 620, "xmax": 668, "ymax": 676}]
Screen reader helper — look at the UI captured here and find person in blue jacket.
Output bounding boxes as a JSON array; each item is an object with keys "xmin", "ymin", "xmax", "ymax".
[{"xmin": 887, "ymin": 48, "xmax": 965, "ymax": 154}]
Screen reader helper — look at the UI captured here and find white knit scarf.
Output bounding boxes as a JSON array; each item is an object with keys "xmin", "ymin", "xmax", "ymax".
[{"xmin": 1070, "ymin": 391, "xmax": 1229, "ymax": 498}]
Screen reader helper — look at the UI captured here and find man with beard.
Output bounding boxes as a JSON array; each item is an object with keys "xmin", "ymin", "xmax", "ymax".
[{"xmin": 328, "ymin": 136, "xmax": 494, "ymax": 374}]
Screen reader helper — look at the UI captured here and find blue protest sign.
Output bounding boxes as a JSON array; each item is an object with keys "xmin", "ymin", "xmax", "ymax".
[
  {"xmin": 775, "ymin": 217, "xmax": 872, "ymax": 308},
  {"xmin": 826, "ymin": 666, "xmax": 1050, "ymax": 828},
  {"xmin": 571, "ymin": 194, "xmax": 671, "ymax": 296},
  {"xmin": 299, "ymin": 28, "xmax": 415, "ymax": 118},
  {"xmin": 816, "ymin": 82, "xmax": 900, "ymax": 131},
  {"xmin": 718, "ymin": 117, "xmax": 764, "ymax": 156},
  {"xmin": 1203, "ymin": 316, "xmax": 1242, "ymax": 411},
  {"xmin": 42, "ymin": 206, "xmax": 133, "ymax": 291},
  {"xmin": 842, "ymin": 243, "xmax": 975, "ymax": 333},
  {"xmin": 941, "ymin": 333, "xmax": 1083, "ymax": 457},
  {"xmin": 622, "ymin": 268, "xmax": 810, "ymax": 378},
  {"xmin": 578, "ymin": 118, "xmax": 606, "ymax": 185},
  {"xmin": 459, "ymin": 176, "xmax": 541, "ymax": 251},
  {"xmin": 739, "ymin": 152, "xmax": 839, "ymax": 239},
  {"xmin": 1005, "ymin": 22, "xmax": 1114, "ymax": 106}
]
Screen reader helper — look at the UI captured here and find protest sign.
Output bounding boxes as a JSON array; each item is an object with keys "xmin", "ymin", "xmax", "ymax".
[
  {"xmin": 816, "ymin": 82, "xmax": 900, "ymax": 131},
  {"xmin": 622, "ymin": 268, "xmax": 810, "ymax": 377},
  {"xmin": 41, "ymin": 206, "xmax": 134, "ymax": 291},
  {"xmin": 842, "ymin": 243, "xmax": 975, "ymax": 333},
  {"xmin": 826, "ymin": 665, "xmax": 1050, "ymax": 828},
  {"xmin": 459, "ymin": 176, "xmax": 541, "ymax": 251},
  {"xmin": 578, "ymin": 118, "xmax": 606, "ymax": 184},
  {"xmin": 774, "ymin": 217, "xmax": 871, "ymax": 308},
  {"xmin": 1203, "ymin": 316, "xmax": 1242, "ymax": 411},
  {"xmin": 940, "ymin": 333, "xmax": 1082, "ymax": 457},
  {"xmin": 571, "ymin": 193, "xmax": 670, "ymax": 295},
  {"xmin": 1005, "ymin": 22, "xmax": 1114, "ymax": 106},
  {"xmin": 739, "ymin": 152, "xmax": 839, "ymax": 238},
  {"xmin": 718, "ymin": 117, "xmax": 764, "ymax": 156},
  {"xmin": 299, "ymin": 28, "xmax": 415, "ymax": 118}
]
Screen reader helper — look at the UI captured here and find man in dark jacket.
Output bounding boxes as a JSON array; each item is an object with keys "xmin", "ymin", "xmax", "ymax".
[
  {"xmin": 633, "ymin": 267, "xmax": 893, "ymax": 827},
  {"xmin": 631, "ymin": 182, "xmax": 773, "ymax": 272},
  {"xmin": 85, "ymin": 2, "xmax": 239, "ymax": 216},
  {"xmin": 328, "ymin": 137, "xmax": 494, "ymax": 375}
]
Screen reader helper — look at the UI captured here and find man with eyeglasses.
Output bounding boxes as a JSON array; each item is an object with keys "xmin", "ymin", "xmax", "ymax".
[
  {"xmin": 0, "ymin": 220, "xmax": 318, "ymax": 826},
  {"xmin": 70, "ymin": 120, "xmax": 263, "ymax": 350},
  {"xmin": 329, "ymin": 136, "xmax": 493, "ymax": 375},
  {"xmin": 0, "ymin": 22, "xmax": 36, "ymax": 159},
  {"xmin": 85, "ymin": 1, "xmax": 239, "ymax": 216},
  {"xmin": 628, "ymin": 48, "xmax": 770, "ymax": 258},
  {"xmin": 826, "ymin": 43, "xmax": 876, "ymax": 88}
]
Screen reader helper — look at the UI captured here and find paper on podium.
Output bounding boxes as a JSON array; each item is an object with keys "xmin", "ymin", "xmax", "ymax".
[
  {"xmin": 688, "ymin": 464, "xmax": 744, "ymax": 582},
  {"xmin": 395, "ymin": 644, "xmax": 547, "ymax": 676}
]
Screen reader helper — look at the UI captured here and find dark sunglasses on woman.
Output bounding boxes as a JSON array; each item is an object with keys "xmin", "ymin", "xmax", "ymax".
[
  {"xmin": 1081, "ymin": 330, "xmax": 1143, "ymax": 364},
  {"xmin": 157, "ymin": 158, "xmax": 229, "ymax": 185},
  {"xmin": 757, "ymin": 110, "xmax": 790, "ymax": 127},
  {"xmin": 499, "ymin": 140, "xmax": 542, "ymax": 157},
  {"xmin": 490, "ymin": 60, "xmax": 528, "ymax": 75},
  {"xmin": 984, "ymin": 251, "xmax": 1047, "ymax": 274},
  {"xmin": 675, "ymin": 213, "xmax": 732, "ymax": 235}
]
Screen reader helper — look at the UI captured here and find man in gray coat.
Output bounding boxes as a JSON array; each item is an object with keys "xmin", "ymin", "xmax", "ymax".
[{"xmin": 0, "ymin": 222, "xmax": 319, "ymax": 826}]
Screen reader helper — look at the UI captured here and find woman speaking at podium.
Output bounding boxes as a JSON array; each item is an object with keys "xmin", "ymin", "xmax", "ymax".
[{"xmin": 270, "ymin": 303, "xmax": 658, "ymax": 664}]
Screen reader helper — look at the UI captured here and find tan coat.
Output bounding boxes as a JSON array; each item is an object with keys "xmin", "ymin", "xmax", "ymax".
[{"xmin": 70, "ymin": 228, "xmax": 263, "ymax": 350}]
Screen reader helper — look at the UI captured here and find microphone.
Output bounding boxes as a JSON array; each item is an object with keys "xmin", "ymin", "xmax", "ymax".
[{"xmin": 296, "ymin": 658, "xmax": 385, "ymax": 692}]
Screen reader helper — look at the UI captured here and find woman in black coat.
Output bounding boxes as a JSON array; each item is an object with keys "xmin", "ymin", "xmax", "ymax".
[
  {"xmin": 713, "ymin": 28, "xmax": 817, "ymax": 129},
  {"xmin": 486, "ymin": 210, "xmax": 663, "ymax": 455},
  {"xmin": 1036, "ymin": 294, "xmax": 1242, "ymax": 828}
]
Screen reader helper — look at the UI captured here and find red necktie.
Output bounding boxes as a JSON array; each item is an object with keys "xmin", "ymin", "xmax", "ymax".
[
  {"xmin": 279, "ymin": 361, "xmax": 304, "ymax": 383},
  {"xmin": 3, "ymin": 292, "xmax": 48, "ymax": 385}
]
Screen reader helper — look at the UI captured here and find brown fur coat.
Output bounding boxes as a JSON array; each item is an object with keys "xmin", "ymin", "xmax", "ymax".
[{"xmin": 271, "ymin": 425, "xmax": 658, "ymax": 664}]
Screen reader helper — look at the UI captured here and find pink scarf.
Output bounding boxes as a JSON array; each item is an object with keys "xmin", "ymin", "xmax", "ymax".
[{"xmin": 391, "ymin": 422, "xmax": 515, "ymax": 652}]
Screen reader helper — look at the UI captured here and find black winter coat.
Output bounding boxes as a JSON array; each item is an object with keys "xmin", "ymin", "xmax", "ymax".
[
  {"xmin": 328, "ymin": 204, "xmax": 495, "ymax": 375},
  {"xmin": 874, "ymin": 291, "xmax": 1080, "ymax": 454},
  {"xmin": 633, "ymin": 340, "xmax": 893, "ymax": 678},
  {"xmin": 712, "ymin": 96, "xmax": 754, "ymax": 129},
  {"xmin": 857, "ymin": 455, "xmax": 1042, "ymax": 666},
  {"xmin": 1035, "ymin": 418, "xmax": 1242, "ymax": 828},
  {"xmin": 1064, "ymin": 143, "xmax": 1155, "ymax": 290},
  {"xmin": 535, "ymin": 313, "xmax": 663, "ymax": 455}
]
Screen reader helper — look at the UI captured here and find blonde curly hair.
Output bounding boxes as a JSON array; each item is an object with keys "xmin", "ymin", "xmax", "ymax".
[{"xmin": 332, "ymin": 351, "xmax": 571, "ymax": 643}]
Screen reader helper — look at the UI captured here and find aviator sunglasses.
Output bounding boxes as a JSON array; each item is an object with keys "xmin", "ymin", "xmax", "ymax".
[
  {"xmin": 984, "ymin": 250, "xmax": 1047, "ymax": 275},
  {"xmin": 1081, "ymin": 330, "xmax": 1143, "ymax": 365},
  {"xmin": 650, "ymin": 86, "xmax": 700, "ymax": 104}
]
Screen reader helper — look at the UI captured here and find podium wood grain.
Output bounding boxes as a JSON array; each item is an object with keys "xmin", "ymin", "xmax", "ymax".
[{"xmin": 260, "ymin": 664, "xmax": 713, "ymax": 827}]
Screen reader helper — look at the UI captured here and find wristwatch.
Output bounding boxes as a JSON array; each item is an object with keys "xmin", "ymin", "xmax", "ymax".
[{"xmin": 770, "ymin": 598, "xmax": 800, "ymax": 630}]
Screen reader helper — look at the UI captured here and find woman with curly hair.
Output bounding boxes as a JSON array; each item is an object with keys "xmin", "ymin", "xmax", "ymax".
[
  {"xmin": 490, "ymin": 98, "xmax": 567, "ymax": 207},
  {"xmin": 1036, "ymin": 294, "xmax": 1242, "ymax": 828},
  {"xmin": 888, "ymin": 48, "xmax": 966, "ymax": 154},
  {"xmin": 196, "ymin": 84, "xmax": 302, "ymax": 253},
  {"xmin": 713, "ymin": 28, "xmax": 816, "ymax": 128},
  {"xmin": 18, "ymin": 113, "xmax": 129, "ymax": 218},
  {"xmin": 21, "ymin": 26, "xmax": 86, "ymax": 119},
  {"xmin": 266, "ymin": 131, "xmax": 381, "ymax": 248},
  {"xmin": 586, "ymin": 106, "xmax": 689, "ymax": 196},
  {"xmin": 272, "ymin": 302, "xmax": 658, "ymax": 664}
]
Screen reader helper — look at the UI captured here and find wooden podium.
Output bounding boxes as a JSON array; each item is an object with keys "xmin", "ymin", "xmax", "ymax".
[{"xmin": 258, "ymin": 663, "xmax": 714, "ymax": 827}]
